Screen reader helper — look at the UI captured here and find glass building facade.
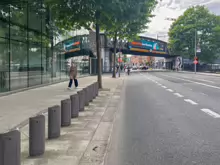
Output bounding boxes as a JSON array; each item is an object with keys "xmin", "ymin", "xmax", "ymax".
[{"xmin": 0, "ymin": 1, "xmax": 89, "ymax": 93}]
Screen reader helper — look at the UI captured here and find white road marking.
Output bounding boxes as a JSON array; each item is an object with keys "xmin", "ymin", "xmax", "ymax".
[
  {"xmin": 166, "ymin": 89, "xmax": 174, "ymax": 92},
  {"xmin": 189, "ymin": 88, "xmax": 193, "ymax": 91},
  {"xmin": 178, "ymin": 76, "xmax": 215, "ymax": 83},
  {"xmin": 201, "ymin": 109, "xmax": 220, "ymax": 118},
  {"xmin": 201, "ymin": 92, "xmax": 207, "ymax": 96},
  {"xmin": 174, "ymin": 93, "xmax": 184, "ymax": 98},
  {"xmin": 158, "ymin": 83, "xmax": 162, "ymax": 86},
  {"xmin": 197, "ymin": 79, "xmax": 214, "ymax": 83},
  {"xmin": 184, "ymin": 99, "xmax": 198, "ymax": 105},
  {"xmin": 162, "ymin": 86, "xmax": 167, "ymax": 88},
  {"xmin": 162, "ymin": 74, "xmax": 220, "ymax": 90}
]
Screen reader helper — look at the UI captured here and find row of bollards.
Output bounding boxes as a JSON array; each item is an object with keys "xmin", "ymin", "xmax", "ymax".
[{"xmin": 0, "ymin": 82, "xmax": 99, "ymax": 165}]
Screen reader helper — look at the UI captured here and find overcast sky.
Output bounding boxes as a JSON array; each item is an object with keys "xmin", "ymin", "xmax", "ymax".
[{"xmin": 140, "ymin": 0, "xmax": 220, "ymax": 42}]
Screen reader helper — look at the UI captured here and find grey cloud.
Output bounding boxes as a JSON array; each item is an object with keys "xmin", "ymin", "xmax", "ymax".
[{"xmin": 206, "ymin": 2, "xmax": 220, "ymax": 15}]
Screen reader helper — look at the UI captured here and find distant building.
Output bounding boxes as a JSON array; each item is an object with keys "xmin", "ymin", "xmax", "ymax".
[{"xmin": 130, "ymin": 56, "xmax": 155, "ymax": 66}]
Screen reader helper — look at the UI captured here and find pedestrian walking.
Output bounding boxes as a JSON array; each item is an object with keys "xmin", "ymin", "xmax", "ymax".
[{"xmin": 68, "ymin": 62, "xmax": 78, "ymax": 89}]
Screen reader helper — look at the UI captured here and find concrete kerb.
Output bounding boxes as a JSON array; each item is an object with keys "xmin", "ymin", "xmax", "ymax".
[
  {"xmin": 101, "ymin": 77, "xmax": 125, "ymax": 165},
  {"xmin": 78, "ymin": 77, "xmax": 125, "ymax": 165},
  {"xmin": 78, "ymin": 90, "xmax": 114, "ymax": 164}
]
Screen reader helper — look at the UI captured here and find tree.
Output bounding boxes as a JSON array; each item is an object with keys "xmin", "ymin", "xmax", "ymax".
[
  {"xmin": 102, "ymin": 0, "xmax": 157, "ymax": 77},
  {"xmin": 43, "ymin": 0, "xmax": 157, "ymax": 85},
  {"xmin": 168, "ymin": 6, "xmax": 220, "ymax": 63},
  {"xmin": 45, "ymin": 0, "xmax": 102, "ymax": 88}
]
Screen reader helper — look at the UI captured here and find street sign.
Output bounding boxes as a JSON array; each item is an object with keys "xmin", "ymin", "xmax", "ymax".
[{"xmin": 194, "ymin": 60, "xmax": 198, "ymax": 64}]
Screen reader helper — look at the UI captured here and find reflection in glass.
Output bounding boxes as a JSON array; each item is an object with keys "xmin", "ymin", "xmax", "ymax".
[
  {"xmin": 10, "ymin": 41, "xmax": 28, "ymax": 90},
  {"xmin": 0, "ymin": 3, "xmax": 90, "ymax": 93},
  {"xmin": 42, "ymin": 47, "xmax": 51, "ymax": 83},
  {"xmin": 0, "ymin": 38, "xmax": 9, "ymax": 92},
  {"xmin": 10, "ymin": 2, "xmax": 27, "ymax": 26},
  {"xmin": 10, "ymin": 25, "xmax": 27, "ymax": 41},
  {"xmin": 0, "ymin": 19, "xmax": 9, "ymax": 38},
  {"xmin": 29, "ymin": 42, "xmax": 42, "ymax": 87}
]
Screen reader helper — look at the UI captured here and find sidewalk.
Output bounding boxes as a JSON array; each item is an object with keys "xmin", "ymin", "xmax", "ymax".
[
  {"xmin": 20, "ymin": 75, "xmax": 124, "ymax": 165},
  {"xmin": 0, "ymin": 75, "xmax": 120, "ymax": 133}
]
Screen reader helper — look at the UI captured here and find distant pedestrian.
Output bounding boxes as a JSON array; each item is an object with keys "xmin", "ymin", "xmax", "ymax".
[
  {"xmin": 116, "ymin": 65, "xmax": 119, "ymax": 73},
  {"xmin": 68, "ymin": 62, "xmax": 78, "ymax": 89}
]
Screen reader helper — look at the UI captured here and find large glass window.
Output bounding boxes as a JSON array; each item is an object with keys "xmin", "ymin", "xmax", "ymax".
[
  {"xmin": 28, "ymin": 3, "xmax": 42, "ymax": 32},
  {"xmin": 0, "ymin": 2, "xmax": 77, "ymax": 93},
  {"xmin": 10, "ymin": 40, "xmax": 28, "ymax": 90},
  {"xmin": 10, "ymin": 2, "xmax": 27, "ymax": 26},
  {"xmin": 0, "ymin": 38, "xmax": 9, "ymax": 92},
  {"xmin": 29, "ymin": 41, "xmax": 42, "ymax": 87},
  {"xmin": 0, "ymin": 20, "xmax": 9, "ymax": 38},
  {"xmin": 10, "ymin": 25, "xmax": 27, "ymax": 41},
  {"xmin": 42, "ymin": 36, "xmax": 51, "ymax": 84}
]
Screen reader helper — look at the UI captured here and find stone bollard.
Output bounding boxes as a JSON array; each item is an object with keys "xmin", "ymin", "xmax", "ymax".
[
  {"xmin": 95, "ymin": 82, "xmax": 99, "ymax": 96},
  {"xmin": 29, "ymin": 115, "xmax": 45, "ymax": 157},
  {"xmin": 70, "ymin": 93, "xmax": 79, "ymax": 118},
  {"xmin": 92, "ymin": 83, "xmax": 96, "ymax": 99},
  {"xmin": 61, "ymin": 99, "xmax": 71, "ymax": 126},
  {"xmin": 88, "ymin": 85, "xmax": 93, "ymax": 102},
  {"xmin": 48, "ymin": 105, "xmax": 61, "ymax": 139},
  {"xmin": 77, "ymin": 90, "xmax": 85, "ymax": 112},
  {"xmin": 0, "ymin": 130, "xmax": 20, "ymax": 165},
  {"xmin": 83, "ymin": 87, "xmax": 89, "ymax": 106}
]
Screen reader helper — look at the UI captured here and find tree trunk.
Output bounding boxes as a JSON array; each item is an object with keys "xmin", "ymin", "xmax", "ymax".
[
  {"xmin": 95, "ymin": 11, "xmax": 102, "ymax": 88},
  {"xmin": 112, "ymin": 32, "xmax": 117, "ymax": 78}
]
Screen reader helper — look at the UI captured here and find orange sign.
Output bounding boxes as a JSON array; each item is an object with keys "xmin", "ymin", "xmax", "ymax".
[{"xmin": 131, "ymin": 42, "xmax": 142, "ymax": 46}]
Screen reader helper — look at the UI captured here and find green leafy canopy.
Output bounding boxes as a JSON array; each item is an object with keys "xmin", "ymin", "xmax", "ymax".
[{"xmin": 168, "ymin": 6, "xmax": 220, "ymax": 63}]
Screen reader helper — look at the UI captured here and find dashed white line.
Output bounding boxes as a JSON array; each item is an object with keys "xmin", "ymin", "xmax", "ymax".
[
  {"xmin": 174, "ymin": 93, "xmax": 184, "ymax": 98},
  {"xmin": 166, "ymin": 89, "xmax": 174, "ymax": 92},
  {"xmin": 162, "ymin": 86, "xmax": 167, "ymax": 88},
  {"xmin": 201, "ymin": 109, "xmax": 220, "ymax": 118},
  {"xmin": 162, "ymin": 74, "xmax": 220, "ymax": 90},
  {"xmin": 184, "ymin": 99, "xmax": 198, "ymax": 105},
  {"xmin": 197, "ymin": 79, "xmax": 214, "ymax": 83}
]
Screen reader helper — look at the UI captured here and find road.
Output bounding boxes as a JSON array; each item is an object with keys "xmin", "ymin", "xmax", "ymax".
[{"xmin": 105, "ymin": 71, "xmax": 220, "ymax": 165}]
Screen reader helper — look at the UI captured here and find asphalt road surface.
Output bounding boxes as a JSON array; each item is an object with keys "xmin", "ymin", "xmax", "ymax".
[{"xmin": 105, "ymin": 71, "xmax": 220, "ymax": 165}]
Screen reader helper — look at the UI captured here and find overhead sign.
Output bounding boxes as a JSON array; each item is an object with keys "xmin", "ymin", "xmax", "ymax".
[
  {"xmin": 64, "ymin": 40, "xmax": 81, "ymax": 52},
  {"xmin": 127, "ymin": 40, "xmax": 167, "ymax": 54}
]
